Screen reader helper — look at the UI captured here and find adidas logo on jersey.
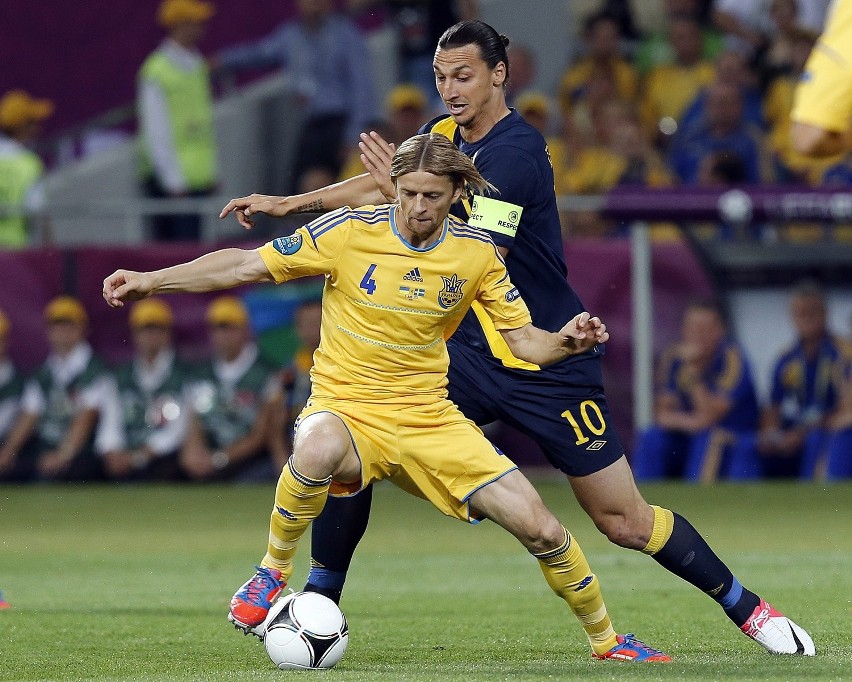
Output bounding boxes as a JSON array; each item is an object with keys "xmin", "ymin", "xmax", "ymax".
[{"xmin": 403, "ymin": 267, "xmax": 424, "ymax": 282}]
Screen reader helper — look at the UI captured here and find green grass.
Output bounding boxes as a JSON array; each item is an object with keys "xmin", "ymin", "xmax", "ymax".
[{"xmin": 0, "ymin": 478, "xmax": 850, "ymax": 681}]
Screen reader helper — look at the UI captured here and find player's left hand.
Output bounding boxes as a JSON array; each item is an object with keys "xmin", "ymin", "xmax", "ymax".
[
  {"xmin": 558, "ymin": 312, "xmax": 608, "ymax": 353},
  {"xmin": 359, "ymin": 130, "xmax": 396, "ymax": 202}
]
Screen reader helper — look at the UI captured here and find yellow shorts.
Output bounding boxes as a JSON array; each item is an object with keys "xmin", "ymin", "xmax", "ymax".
[{"xmin": 296, "ymin": 397, "xmax": 517, "ymax": 523}]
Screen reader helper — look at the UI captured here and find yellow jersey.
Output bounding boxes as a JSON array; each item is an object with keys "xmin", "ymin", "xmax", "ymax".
[
  {"xmin": 258, "ymin": 205, "xmax": 531, "ymax": 405},
  {"xmin": 791, "ymin": 0, "xmax": 852, "ymax": 134}
]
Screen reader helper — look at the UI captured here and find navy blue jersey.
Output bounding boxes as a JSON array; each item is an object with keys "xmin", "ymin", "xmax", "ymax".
[
  {"xmin": 420, "ymin": 111, "xmax": 596, "ymax": 372},
  {"xmin": 419, "ymin": 111, "xmax": 624, "ymax": 474}
]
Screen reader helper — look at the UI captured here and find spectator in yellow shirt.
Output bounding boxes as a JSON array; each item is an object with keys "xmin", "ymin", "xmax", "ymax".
[
  {"xmin": 558, "ymin": 100, "xmax": 672, "ymax": 238},
  {"xmin": 640, "ymin": 14, "xmax": 716, "ymax": 146},
  {"xmin": 558, "ymin": 11, "xmax": 639, "ymax": 120}
]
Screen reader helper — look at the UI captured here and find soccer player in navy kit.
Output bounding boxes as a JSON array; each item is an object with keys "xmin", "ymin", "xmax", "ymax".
[{"xmin": 221, "ymin": 20, "xmax": 814, "ymax": 658}]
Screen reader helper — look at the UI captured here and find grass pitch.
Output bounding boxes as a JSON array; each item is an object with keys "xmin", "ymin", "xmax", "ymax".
[{"xmin": 0, "ymin": 477, "xmax": 849, "ymax": 681}]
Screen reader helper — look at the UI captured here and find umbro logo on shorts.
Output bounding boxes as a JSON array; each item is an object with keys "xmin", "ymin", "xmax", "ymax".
[{"xmin": 586, "ymin": 440, "xmax": 607, "ymax": 451}]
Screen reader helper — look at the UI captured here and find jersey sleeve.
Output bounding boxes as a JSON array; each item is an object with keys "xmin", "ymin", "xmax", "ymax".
[
  {"xmin": 258, "ymin": 207, "xmax": 351, "ymax": 283},
  {"xmin": 475, "ymin": 246, "xmax": 531, "ymax": 330},
  {"xmin": 466, "ymin": 146, "xmax": 539, "ymax": 249}
]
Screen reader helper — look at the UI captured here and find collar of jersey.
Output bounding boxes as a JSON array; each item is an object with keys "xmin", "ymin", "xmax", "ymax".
[
  {"xmin": 456, "ymin": 108, "xmax": 519, "ymax": 152},
  {"xmin": 389, "ymin": 205, "xmax": 448, "ymax": 252}
]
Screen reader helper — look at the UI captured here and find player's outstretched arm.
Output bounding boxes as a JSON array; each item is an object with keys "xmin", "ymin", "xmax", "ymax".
[
  {"xmin": 220, "ymin": 172, "xmax": 389, "ymax": 230},
  {"xmin": 103, "ymin": 248, "xmax": 272, "ymax": 308},
  {"xmin": 500, "ymin": 312, "xmax": 608, "ymax": 366}
]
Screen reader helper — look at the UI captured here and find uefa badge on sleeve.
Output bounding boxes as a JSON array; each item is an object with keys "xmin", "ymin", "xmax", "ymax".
[{"xmin": 273, "ymin": 234, "xmax": 303, "ymax": 255}]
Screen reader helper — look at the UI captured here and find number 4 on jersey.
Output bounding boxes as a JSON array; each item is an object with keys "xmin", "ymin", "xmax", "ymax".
[{"xmin": 359, "ymin": 264, "xmax": 378, "ymax": 295}]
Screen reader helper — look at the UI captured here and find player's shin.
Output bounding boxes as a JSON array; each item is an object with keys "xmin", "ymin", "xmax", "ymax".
[
  {"xmin": 534, "ymin": 527, "xmax": 618, "ymax": 655},
  {"xmin": 263, "ymin": 458, "xmax": 332, "ymax": 584},
  {"xmin": 642, "ymin": 505, "xmax": 759, "ymax": 626},
  {"xmin": 305, "ymin": 485, "xmax": 374, "ymax": 604}
]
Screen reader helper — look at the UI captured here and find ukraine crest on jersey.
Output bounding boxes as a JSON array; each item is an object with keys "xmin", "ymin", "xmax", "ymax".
[
  {"xmin": 258, "ymin": 205, "xmax": 531, "ymax": 404},
  {"xmin": 438, "ymin": 274, "xmax": 467, "ymax": 309}
]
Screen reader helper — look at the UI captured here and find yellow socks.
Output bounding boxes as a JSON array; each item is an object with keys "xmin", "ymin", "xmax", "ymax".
[
  {"xmin": 534, "ymin": 527, "xmax": 618, "ymax": 655},
  {"xmin": 261, "ymin": 458, "xmax": 331, "ymax": 583},
  {"xmin": 641, "ymin": 505, "xmax": 675, "ymax": 555}
]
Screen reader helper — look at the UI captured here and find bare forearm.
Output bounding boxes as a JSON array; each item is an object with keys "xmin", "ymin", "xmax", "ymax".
[
  {"xmin": 288, "ymin": 173, "xmax": 387, "ymax": 213},
  {"xmin": 502, "ymin": 325, "xmax": 573, "ymax": 366},
  {"xmin": 222, "ymin": 431, "xmax": 265, "ymax": 464},
  {"xmin": 182, "ymin": 417, "xmax": 206, "ymax": 454},
  {"xmin": 657, "ymin": 409, "xmax": 707, "ymax": 433},
  {"xmin": 1, "ymin": 412, "xmax": 39, "ymax": 458},
  {"xmin": 501, "ymin": 315, "xmax": 605, "ymax": 365},
  {"xmin": 689, "ymin": 386, "xmax": 731, "ymax": 426},
  {"xmin": 149, "ymin": 249, "xmax": 270, "ymax": 293},
  {"xmin": 58, "ymin": 410, "xmax": 99, "ymax": 460}
]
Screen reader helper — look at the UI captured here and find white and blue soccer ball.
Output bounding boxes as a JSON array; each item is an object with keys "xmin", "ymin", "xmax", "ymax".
[{"xmin": 263, "ymin": 591, "xmax": 349, "ymax": 670}]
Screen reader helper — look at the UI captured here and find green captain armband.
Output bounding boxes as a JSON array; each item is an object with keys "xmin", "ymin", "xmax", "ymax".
[{"xmin": 467, "ymin": 196, "xmax": 523, "ymax": 238}]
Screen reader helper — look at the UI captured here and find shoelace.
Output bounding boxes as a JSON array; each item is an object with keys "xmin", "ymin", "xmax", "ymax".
[
  {"xmin": 242, "ymin": 566, "xmax": 280, "ymax": 602},
  {"xmin": 621, "ymin": 633, "xmax": 667, "ymax": 657}
]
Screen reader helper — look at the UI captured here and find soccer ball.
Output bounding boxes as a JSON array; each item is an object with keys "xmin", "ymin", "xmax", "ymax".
[{"xmin": 263, "ymin": 591, "xmax": 349, "ymax": 670}]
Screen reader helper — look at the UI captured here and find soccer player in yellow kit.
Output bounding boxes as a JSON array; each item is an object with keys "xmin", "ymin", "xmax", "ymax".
[
  {"xmin": 791, "ymin": 0, "xmax": 852, "ymax": 156},
  {"xmin": 103, "ymin": 134, "xmax": 670, "ymax": 662}
]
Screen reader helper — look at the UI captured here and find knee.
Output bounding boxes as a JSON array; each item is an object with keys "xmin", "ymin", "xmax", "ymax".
[
  {"xmin": 523, "ymin": 513, "xmax": 568, "ymax": 555},
  {"xmin": 292, "ymin": 442, "xmax": 337, "ymax": 479},
  {"xmin": 292, "ymin": 421, "xmax": 349, "ymax": 479},
  {"xmin": 592, "ymin": 506, "xmax": 653, "ymax": 550},
  {"xmin": 595, "ymin": 516, "xmax": 635, "ymax": 548}
]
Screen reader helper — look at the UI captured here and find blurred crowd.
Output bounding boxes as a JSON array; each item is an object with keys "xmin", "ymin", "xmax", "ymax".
[
  {"xmin": 1, "ymin": 0, "xmax": 850, "ymax": 245},
  {"xmin": 1, "ymin": 0, "xmax": 851, "ymax": 483},
  {"xmin": 633, "ymin": 280, "xmax": 852, "ymax": 482},
  {"xmin": 0, "ymin": 280, "xmax": 850, "ymax": 484},
  {"xmin": 0, "ymin": 295, "xmax": 322, "ymax": 484}
]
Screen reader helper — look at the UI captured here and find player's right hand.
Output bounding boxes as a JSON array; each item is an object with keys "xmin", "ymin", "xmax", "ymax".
[
  {"xmin": 220, "ymin": 194, "xmax": 291, "ymax": 230},
  {"xmin": 102, "ymin": 269, "xmax": 153, "ymax": 308}
]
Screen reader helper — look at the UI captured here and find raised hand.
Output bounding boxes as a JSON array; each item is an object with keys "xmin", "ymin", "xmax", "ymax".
[{"xmin": 358, "ymin": 130, "xmax": 396, "ymax": 202}]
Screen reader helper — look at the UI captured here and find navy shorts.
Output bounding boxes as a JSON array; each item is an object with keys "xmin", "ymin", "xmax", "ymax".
[{"xmin": 447, "ymin": 341, "xmax": 625, "ymax": 477}]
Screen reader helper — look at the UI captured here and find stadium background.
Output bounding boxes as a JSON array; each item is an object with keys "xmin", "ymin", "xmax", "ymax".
[
  {"xmin": 1, "ymin": 0, "xmax": 851, "ymax": 459},
  {"xmin": 1, "ymin": 2, "xmax": 851, "ymax": 679}
]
